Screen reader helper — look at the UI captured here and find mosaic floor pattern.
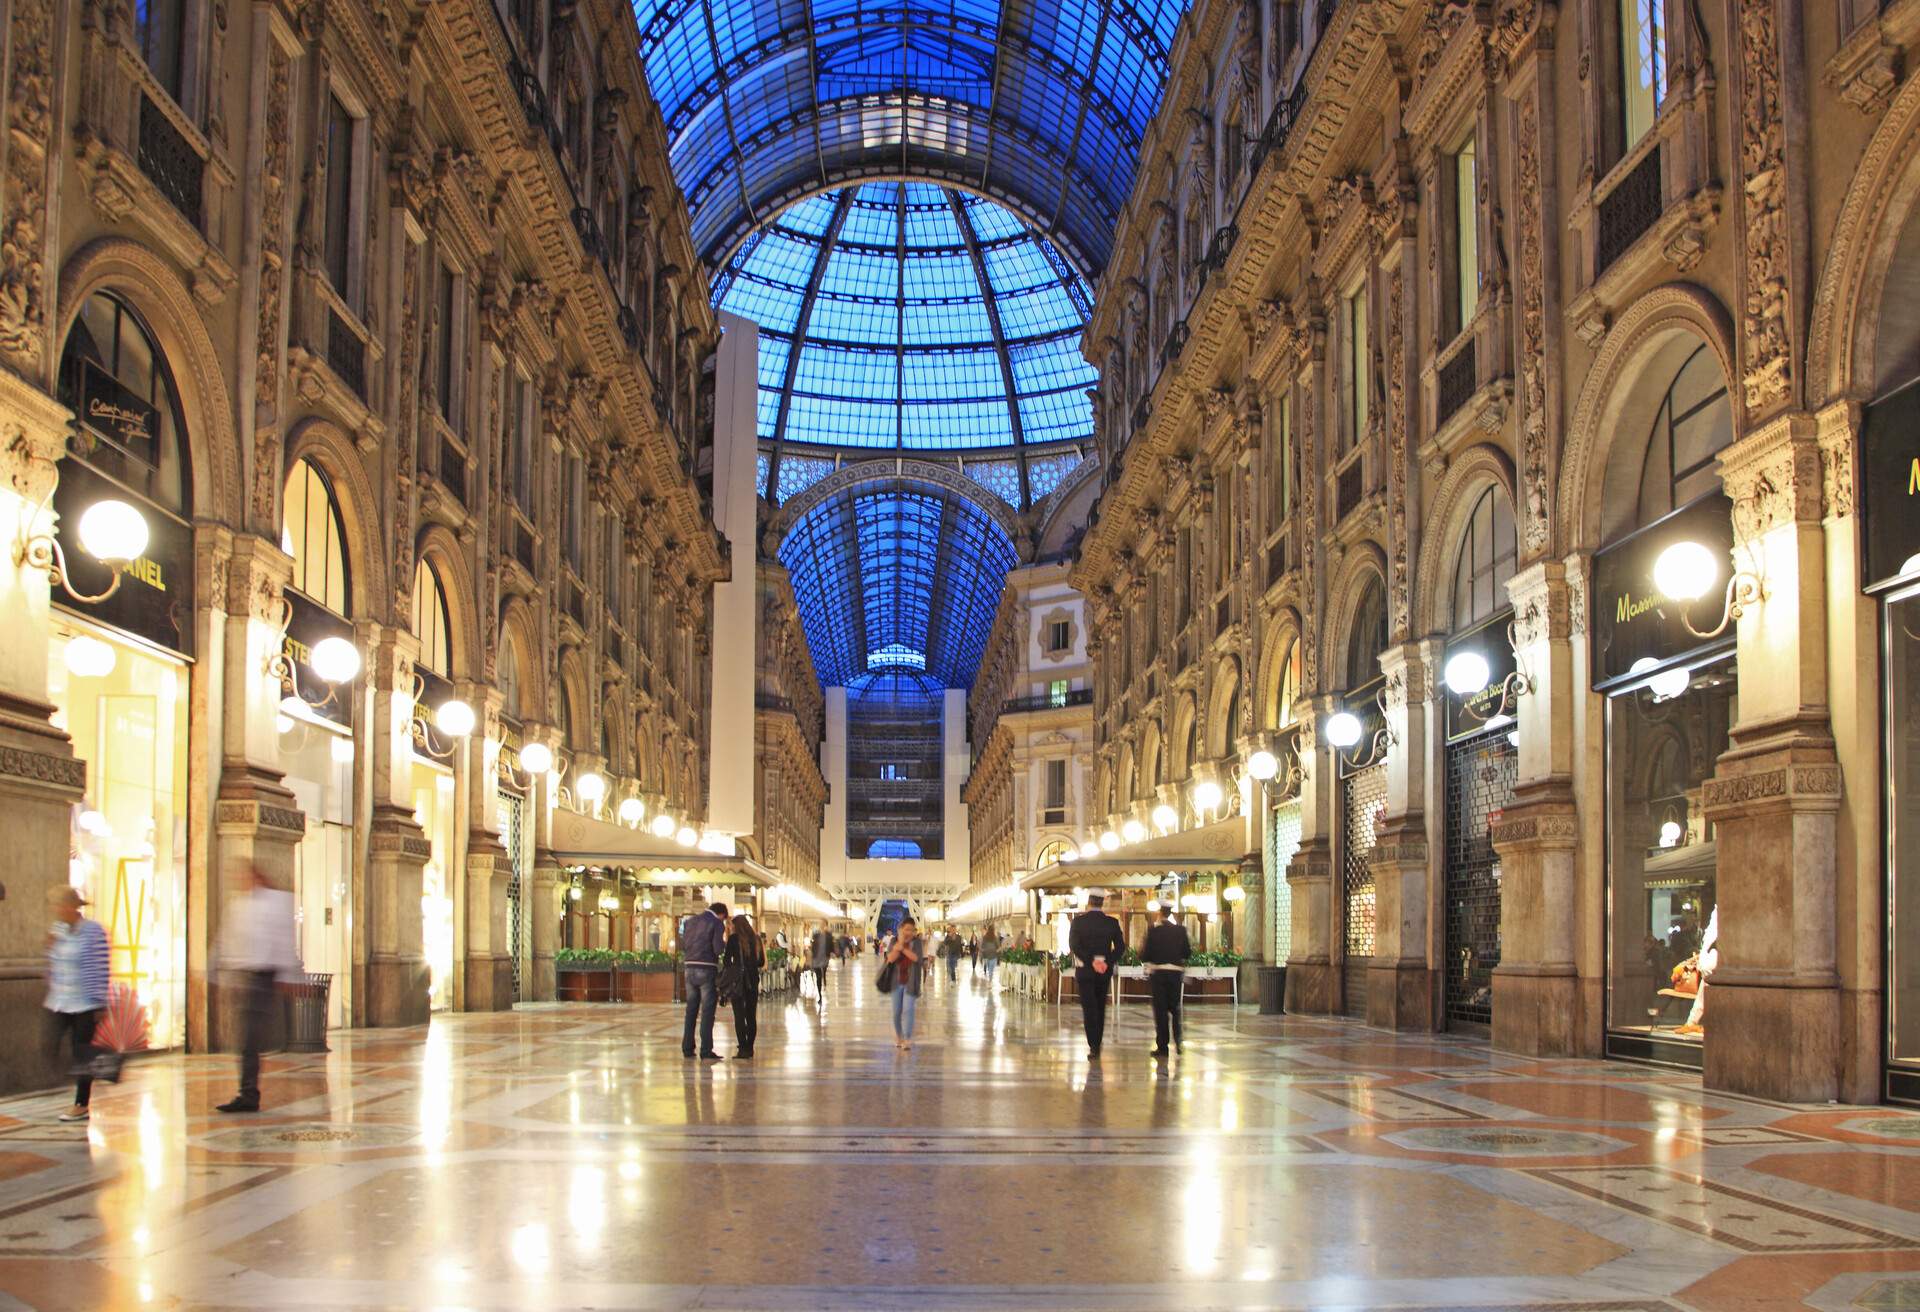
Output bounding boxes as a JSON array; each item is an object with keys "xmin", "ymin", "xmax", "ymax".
[{"xmin": 0, "ymin": 966, "xmax": 1917, "ymax": 1310}]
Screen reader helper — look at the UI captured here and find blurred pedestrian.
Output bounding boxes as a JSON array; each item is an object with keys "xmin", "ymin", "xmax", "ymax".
[
  {"xmin": 724, "ymin": 913, "xmax": 763, "ymax": 1060},
  {"xmin": 941, "ymin": 929, "xmax": 962, "ymax": 984},
  {"xmin": 215, "ymin": 866, "xmax": 299, "ymax": 1113},
  {"xmin": 1142, "ymin": 906, "xmax": 1193, "ymax": 1057},
  {"xmin": 1068, "ymin": 893, "xmax": 1126, "ymax": 1063},
  {"xmin": 808, "ymin": 925, "xmax": 833, "ymax": 999},
  {"xmin": 886, "ymin": 918, "xmax": 926, "ymax": 1048},
  {"xmin": 979, "ymin": 926, "xmax": 1001, "ymax": 984},
  {"xmin": 43, "ymin": 885, "xmax": 109, "ymax": 1123}
]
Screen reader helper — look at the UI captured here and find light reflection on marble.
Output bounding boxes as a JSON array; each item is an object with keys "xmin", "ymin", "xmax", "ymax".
[{"xmin": 0, "ymin": 967, "xmax": 1919, "ymax": 1310}]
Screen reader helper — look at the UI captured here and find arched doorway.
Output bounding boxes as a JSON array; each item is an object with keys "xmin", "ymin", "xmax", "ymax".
[{"xmin": 1335, "ymin": 568, "xmax": 1389, "ymax": 1018}]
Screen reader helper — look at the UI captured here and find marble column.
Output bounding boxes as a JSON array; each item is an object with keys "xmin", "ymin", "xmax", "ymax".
[
  {"xmin": 364, "ymin": 627, "xmax": 429, "ymax": 1027},
  {"xmin": 527, "ymin": 721, "xmax": 564, "ymax": 1001},
  {"xmin": 0, "ymin": 378, "xmax": 88, "ymax": 1095},
  {"xmin": 1701, "ymin": 414, "xmax": 1844, "ymax": 1103},
  {"xmin": 1369, "ymin": 641, "xmax": 1438, "ymax": 1031},
  {"xmin": 1492, "ymin": 560, "xmax": 1585, "ymax": 1055},
  {"xmin": 461, "ymin": 685, "xmax": 511, "ymax": 1011},
  {"xmin": 1283, "ymin": 694, "xmax": 1339, "ymax": 1014}
]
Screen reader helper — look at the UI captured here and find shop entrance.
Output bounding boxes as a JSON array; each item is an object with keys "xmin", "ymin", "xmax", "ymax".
[
  {"xmin": 1340, "ymin": 762, "xmax": 1385, "ymax": 1018},
  {"xmin": 1266, "ymin": 800, "xmax": 1301, "ymax": 967},
  {"xmin": 1443, "ymin": 729, "xmax": 1514, "ymax": 1033},
  {"xmin": 500, "ymin": 792, "xmax": 526, "ymax": 1002}
]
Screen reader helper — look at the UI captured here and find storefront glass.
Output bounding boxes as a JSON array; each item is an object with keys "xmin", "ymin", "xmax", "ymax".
[
  {"xmin": 49, "ymin": 620, "xmax": 189, "ymax": 1049},
  {"xmin": 1885, "ymin": 585, "xmax": 1920, "ymax": 1074},
  {"xmin": 412, "ymin": 760, "xmax": 456, "ymax": 1011},
  {"xmin": 1605, "ymin": 652, "xmax": 1736, "ymax": 1046},
  {"xmin": 282, "ymin": 714, "xmax": 351, "ymax": 1024}
]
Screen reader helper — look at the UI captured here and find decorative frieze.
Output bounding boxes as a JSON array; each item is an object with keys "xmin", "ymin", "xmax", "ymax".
[
  {"xmin": 1737, "ymin": 0, "xmax": 1792, "ymax": 417},
  {"xmin": 0, "ymin": 0, "xmax": 55, "ymax": 380}
]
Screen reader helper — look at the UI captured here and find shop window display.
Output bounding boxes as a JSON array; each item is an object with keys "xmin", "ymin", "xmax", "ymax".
[
  {"xmin": 412, "ymin": 761, "xmax": 456, "ymax": 1011},
  {"xmin": 49, "ymin": 622, "xmax": 189, "ymax": 1049}
]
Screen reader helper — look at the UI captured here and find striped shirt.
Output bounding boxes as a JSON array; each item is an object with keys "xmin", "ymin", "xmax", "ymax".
[{"xmin": 46, "ymin": 918, "xmax": 110, "ymax": 1013}]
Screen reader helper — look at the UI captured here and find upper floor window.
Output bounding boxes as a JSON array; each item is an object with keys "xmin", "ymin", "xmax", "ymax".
[
  {"xmin": 1270, "ymin": 389, "xmax": 1294, "ymax": 523},
  {"xmin": 1043, "ymin": 758, "xmax": 1067, "ymax": 820},
  {"xmin": 434, "ymin": 262, "xmax": 463, "ymax": 427},
  {"xmin": 499, "ymin": 632, "xmax": 523, "ymax": 720},
  {"xmin": 508, "ymin": 375, "xmax": 534, "ymax": 515},
  {"xmin": 562, "ymin": 455, "xmax": 585, "ymax": 571},
  {"xmin": 282, "ymin": 457, "xmax": 349, "ymax": 615},
  {"xmin": 413, "ymin": 559, "xmax": 452, "ymax": 677},
  {"xmin": 1048, "ymin": 678, "xmax": 1070, "ymax": 707},
  {"xmin": 1450, "ymin": 486, "xmax": 1518, "ymax": 631},
  {"xmin": 1619, "ymin": 0, "xmax": 1666, "ymax": 153},
  {"xmin": 1450, "ymin": 135, "xmax": 1480, "ymax": 338},
  {"xmin": 1273, "ymin": 638, "xmax": 1300, "ymax": 729},
  {"xmin": 137, "ymin": 0, "xmax": 187, "ymax": 101},
  {"xmin": 1046, "ymin": 618, "xmax": 1071, "ymax": 652},
  {"xmin": 1636, "ymin": 343, "xmax": 1732, "ymax": 524},
  {"xmin": 58, "ymin": 292, "xmax": 191, "ymax": 515},
  {"xmin": 1343, "ymin": 284, "xmax": 1370, "ymax": 448},
  {"xmin": 604, "ymin": 515, "xmax": 623, "ymax": 613},
  {"xmin": 322, "ymin": 94, "xmax": 364, "ymax": 311}
]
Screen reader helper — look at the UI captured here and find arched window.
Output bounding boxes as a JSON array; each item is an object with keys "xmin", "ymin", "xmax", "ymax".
[
  {"xmin": 558, "ymin": 680, "xmax": 577, "ymax": 749},
  {"xmin": 1636, "ymin": 343, "xmax": 1731, "ymax": 523},
  {"xmin": 282, "ymin": 458, "xmax": 349, "ymax": 614},
  {"xmin": 1450, "ymin": 486, "xmax": 1518, "ymax": 631},
  {"xmin": 1345, "ymin": 576, "xmax": 1388, "ymax": 689},
  {"xmin": 58, "ymin": 292, "xmax": 191, "ymax": 514},
  {"xmin": 413, "ymin": 559, "xmax": 452, "ymax": 676},
  {"xmin": 1269, "ymin": 638, "xmax": 1301, "ymax": 729},
  {"xmin": 499, "ymin": 631, "xmax": 523, "ymax": 720},
  {"xmin": 1035, "ymin": 839, "xmax": 1071, "ymax": 869}
]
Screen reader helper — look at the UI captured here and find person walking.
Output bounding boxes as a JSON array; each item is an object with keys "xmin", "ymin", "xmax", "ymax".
[
  {"xmin": 724, "ymin": 913, "xmax": 763, "ymax": 1060},
  {"xmin": 682, "ymin": 901, "xmax": 728, "ymax": 1060},
  {"xmin": 941, "ymin": 929, "xmax": 962, "ymax": 985},
  {"xmin": 808, "ymin": 925, "xmax": 833, "ymax": 999},
  {"xmin": 979, "ymin": 927, "xmax": 1001, "ymax": 985},
  {"xmin": 43, "ymin": 886, "xmax": 110, "ymax": 1123},
  {"xmin": 1067, "ymin": 893, "xmax": 1126, "ymax": 1062},
  {"xmin": 1142, "ymin": 906, "xmax": 1193, "ymax": 1057},
  {"xmin": 215, "ymin": 865, "xmax": 300, "ymax": 1113},
  {"xmin": 886, "ymin": 918, "xmax": 926, "ymax": 1049}
]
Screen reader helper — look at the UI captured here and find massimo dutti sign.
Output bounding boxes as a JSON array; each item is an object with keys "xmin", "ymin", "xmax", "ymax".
[
  {"xmin": 51, "ymin": 457, "xmax": 194, "ymax": 657},
  {"xmin": 1590, "ymin": 493, "xmax": 1734, "ymax": 690},
  {"xmin": 1860, "ymin": 379, "xmax": 1920, "ymax": 591}
]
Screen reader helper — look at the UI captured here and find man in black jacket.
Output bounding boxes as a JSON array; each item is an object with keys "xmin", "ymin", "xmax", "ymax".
[
  {"xmin": 1067, "ymin": 893, "xmax": 1127, "ymax": 1062},
  {"xmin": 1141, "ymin": 906, "xmax": 1193, "ymax": 1056},
  {"xmin": 681, "ymin": 902, "xmax": 729, "ymax": 1059}
]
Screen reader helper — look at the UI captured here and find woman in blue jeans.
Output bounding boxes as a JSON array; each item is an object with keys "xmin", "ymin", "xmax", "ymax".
[{"xmin": 887, "ymin": 918, "xmax": 925, "ymax": 1049}]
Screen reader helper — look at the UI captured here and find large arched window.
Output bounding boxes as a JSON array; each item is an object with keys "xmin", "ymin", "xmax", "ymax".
[
  {"xmin": 412, "ymin": 559, "xmax": 452, "ymax": 676},
  {"xmin": 282, "ymin": 458, "xmax": 349, "ymax": 614},
  {"xmin": 558, "ymin": 680, "xmax": 577, "ymax": 750},
  {"xmin": 498, "ymin": 631, "xmax": 523, "ymax": 720},
  {"xmin": 1345, "ymin": 576, "xmax": 1388, "ymax": 690},
  {"xmin": 1450, "ymin": 486, "xmax": 1518, "ymax": 631},
  {"xmin": 1635, "ymin": 343, "xmax": 1731, "ymax": 524},
  {"xmin": 1267, "ymin": 638, "xmax": 1301, "ymax": 729},
  {"xmin": 58, "ymin": 292, "xmax": 191, "ymax": 514},
  {"xmin": 1035, "ymin": 838, "xmax": 1071, "ymax": 869}
]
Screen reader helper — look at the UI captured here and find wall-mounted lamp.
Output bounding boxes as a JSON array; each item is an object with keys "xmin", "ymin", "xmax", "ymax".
[
  {"xmin": 1654, "ymin": 539, "xmax": 1764, "ymax": 639},
  {"xmin": 1443, "ymin": 621, "xmax": 1535, "ymax": 728},
  {"xmin": 1121, "ymin": 817, "xmax": 1147, "ymax": 844},
  {"xmin": 1189, "ymin": 775, "xmax": 1224, "ymax": 816},
  {"xmin": 651, "ymin": 812, "xmax": 676, "ymax": 838},
  {"xmin": 17, "ymin": 491, "xmax": 151, "ymax": 604},
  {"xmin": 1150, "ymin": 802, "xmax": 1179, "ymax": 834},
  {"xmin": 618, "ymin": 795, "xmax": 645, "ymax": 826},
  {"xmin": 574, "ymin": 771, "xmax": 606, "ymax": 805},
  {"xmin": 1078, "ymin": 839, "xmax": 1100, "ymax": 859},
  {"xmin": 518, "ymin": 741, "xmax": 554, "ymax": 775},
  {"xmin": 1323, "ymin": 686, "xmax": 1397, "ymax": 770},
  {"xmin": 266, "ymin": 598, "xmax": 362, "ymax": 717}
]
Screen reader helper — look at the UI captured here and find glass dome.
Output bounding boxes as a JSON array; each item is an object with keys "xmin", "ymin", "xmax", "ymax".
[{"xmin": 715, "ymin": 182, "xmax": 1097, "ymax": 504}]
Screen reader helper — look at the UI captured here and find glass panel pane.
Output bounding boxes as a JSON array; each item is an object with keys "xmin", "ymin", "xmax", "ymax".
[{"xmin": 1891, "ymin": 591, "xmax": 1920, "ymax": 1063}]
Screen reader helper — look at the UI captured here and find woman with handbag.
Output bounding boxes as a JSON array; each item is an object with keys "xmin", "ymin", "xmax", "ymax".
[
  {"xmin": 723, "ymin": 914, "xmax": 764, "ymax": 1060},
  {"xmin": 884, "ymin": 918, "xmax": 926, "ymax": 1049}
]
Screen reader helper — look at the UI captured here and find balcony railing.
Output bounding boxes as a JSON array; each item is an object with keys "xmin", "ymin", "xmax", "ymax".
[
  {"xmin": 1266, "ymin": 535, "xmax": 1290, "ymax": 588},
  {"xmin": 1436, "ymin": 339, "xmax": 1476, "ymax": 429},
  {"xmin": 511, "ymin": 518, "xmax": 537, "ymax": 573},
  {"xmin": 436, "ymin": 435, "xmax": 467, "ymax": 502},
  {"xmin": 1596, "ymin": 147, "xmax": 1663, "ymax": 278},
  {"xmin": 138, "ymin": 96, "xmax": 203, "ymax": 229},
  {"xmin": 1002, "ymin": 689, "xmax": 1092, "ymax": 714},
  {"xmin": 1336, "ymin": 459, "xmax": 1366, "ymax": 522},
  {"xmin": 327, "ymin": 309, "xmax": 366, "ymax": 399}
]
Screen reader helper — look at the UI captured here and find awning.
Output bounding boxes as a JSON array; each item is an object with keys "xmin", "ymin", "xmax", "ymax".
[
  {"xmin": 1019, "ymin": 815, "xmax": 1253, "ymax": 892},
  {"xmin": 548, "ymin": 807, "xmax": 777, "ymax": 887}
]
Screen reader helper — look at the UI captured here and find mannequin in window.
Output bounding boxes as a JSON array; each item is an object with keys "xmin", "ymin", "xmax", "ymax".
[{"xmin": 1675, "ymin": 904, "xmax": 1718, "ymax": 1037}]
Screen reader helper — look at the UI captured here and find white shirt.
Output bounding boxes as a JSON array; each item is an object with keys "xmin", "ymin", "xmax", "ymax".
[{"xmin": 219, "ymin": 887, "xmax": 302, "ymax": 980}]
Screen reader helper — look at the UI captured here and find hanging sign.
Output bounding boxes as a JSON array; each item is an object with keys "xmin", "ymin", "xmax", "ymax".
[
  {"xmin": 280, "ymin": 591, "xmax": 355, "ymax": 726},
  {"xmin": 76, "ymin": 359, "xmax": 161, "ymax": 462},
  {"xmin": 411, "ymin": 665, "xmax": 460, "ymax": 765},
  {"xmin": 1860, "ymin": 379, "xmax": 1920, "ymax": 591},
  {"xmin": 1443, "ymin": 613, "xmax": 1518, "ymax": 743},
  {"xmin": 1590, "ymin": 493, "xmax": 1733, "ymax": 690},
  {"xmin": 51, "ymin": 458, "xmax": 194, "ymax": 657}
]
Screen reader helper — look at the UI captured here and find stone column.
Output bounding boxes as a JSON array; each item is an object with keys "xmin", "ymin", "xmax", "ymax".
[
  {"xmin": 462, "ymin": 685, "xmax": 510, "ymax": 1011},
  {"xmin": 527, "ymin": 721, "xmax": 565, "ymax": 1001},
  {"xmin": 210, "ymin": 533, "xmax": 308, "ymax": 1050},
  {"xmin": 365, "ymin": 627, "xmax": 429, "ymax": 1027},
  {"xmin": 0, "ymin": 380, "xmax": 88, "ymax": 1095},
  {"xmin": 1701, "ymin": 414, "xmax": 1844, "ymax": 1102},
  {"xmin": 1283, "ymin": 694, "xmax": 1339, "ymax": 1014},
  {"xmin": 1369, "ymin": 641, "xmax": 1437, "ymax": 1030},
  {"xmin": 1492, "ymin": 560, "xmax": 1585, "ymax": 1055}
]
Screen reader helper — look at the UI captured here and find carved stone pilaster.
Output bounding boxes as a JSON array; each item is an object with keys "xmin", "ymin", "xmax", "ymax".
[
  {"xmin": 1735, "ymin": 0, "xmax": 1793, "ymax": 419},
  {"xmin": 0, "ymin": 0, "xmax": 57, "ymax": 383}
]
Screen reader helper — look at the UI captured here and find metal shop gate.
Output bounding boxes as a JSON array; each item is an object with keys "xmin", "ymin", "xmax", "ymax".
[
  {"xmin": 500, "ymin": 792, "xmax": 527, "ymax": 1002},
  {"xmin": 1341, "ymin": 763, "xmax": 1387, "ymax": 1018},
  {"xmin": 1443, "ymin": 729, "xmax": 1516, "ymax": 1032}
]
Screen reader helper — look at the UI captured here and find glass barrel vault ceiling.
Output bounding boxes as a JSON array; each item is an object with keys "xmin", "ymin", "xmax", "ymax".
[
  {"xmin": 715, "ymin": 182, "xmax": 1097, "ymax": 505},
  {"xmin": 632, "ymin": 0, "xmax": 1190, "ymax": 273}
]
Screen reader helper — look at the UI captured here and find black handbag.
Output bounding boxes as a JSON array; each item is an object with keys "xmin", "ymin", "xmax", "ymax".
[
  {"xmin": 716, "ymin": 955, "xmax": 744, "ymax": 1005},
  {"xmin": 875, "ymin": 959, "xmax": 896, "ymax": 993}
]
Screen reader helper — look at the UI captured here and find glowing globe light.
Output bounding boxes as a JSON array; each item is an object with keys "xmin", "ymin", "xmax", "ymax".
[
  {"xmin": 675, "ymin": 825, "xmax": 698, "ymax": 848},
  {"xmin": 309, "ymin": 636, "xmax": 361, "ymax": 684},
  {"xmin": 1121, "ymin": 818, "xmax": 1146, "ymax": 844},
  {"xmin": 1246, "ymin": 749, "xmax": 1279, "ymax": 781},
  {"xmin": 1191, "ymin": 778, "xmax": 1223, "ymax": 813},
  {"xmin": 1151, "ymin": 803, "xmax": 1179, "ymax": 832},
  {"xmin": 435, "ymin": 699, "xmax": 476, "ymax": 737},
  {"xmin": 651, "ymin": 813, "xmax": 676, "ymax": 837},
  {"xmin": 1649, "ymin": 666, "xmax": 1691, "ymax": 700},
  {"xmin": 1223, "ymin": 885, "xmax": 1246, "ymax": 904},
  {"xmin": 574, "ymin": 770, "xmax": 606, "ymax": 802},
  {"xmin": 1079, "ymin": 840, "xmax": 1100, "ymax": 860},
  {"xmin": 63, "ymin": 635, "xmax": 117, "ymax": 678},
  {"xmin": 518, "ymin": 742, "xmax": 553, "ymax": 775},
  {"xmin": 77, "ymin": 500, "xmax": 148, "ymax": 566},
  {"xmin": 1653, "ymin": 539, "xmax": 1719, "ymax": 602},
  {"xmin": 1098, "ymin": 830, "xmax": 1121, "ymax": 852},
  {"xmin": 618, "ymin": 797, "xmax": 644, "ymax": 825},
  {"xmin": 1324, "ymin": 711, "xmax": 1363, "ymax": 749},
  {"xmin": 1443, "ymin": 649, "xmax": 1491, "ymax": 697}
]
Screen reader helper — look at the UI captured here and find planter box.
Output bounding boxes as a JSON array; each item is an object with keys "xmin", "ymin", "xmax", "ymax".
[
  {"xmin": 557, "ymin": 966, "xmax": 613, "ymax": 1002},
  {"xmin": 613, "ymin": 967, "xmax": 674, "ymax": 1003}
]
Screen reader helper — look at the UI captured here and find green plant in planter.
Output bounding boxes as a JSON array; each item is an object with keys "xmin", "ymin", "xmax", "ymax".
[
  {"xmin": 765, "ymin": 947, "xmax": 790, "ymax": 969},
  {"xmin": 1056, "ymin": 952, "xmax": 1075, "ymax": 972},
  {"xmin": 613, "ymin": 949, "xmax": 674, "ymax": 970},
  {"xmin": 1183, "ymin": 949, "xmax": 1245, "ymax": 968},
  {"xmin": 1119, "ymin": 947, "xmax": 1142, "ymax": 966},
  {"xmin": 556, "ymin": 948, "xmax": 615, "ymax": 967},
  {"xmin": 997, "ymin": 947, "xmax": 1045, "ymax": 966}
]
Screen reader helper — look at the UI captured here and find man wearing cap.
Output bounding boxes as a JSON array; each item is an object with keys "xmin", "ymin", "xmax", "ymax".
[
  {"xmin": 43, "ymin": 885, "xmax": 110, "ymax": 1122},
  {"xmin": 1142, "ymin": 905, "xmax": 1193, "ymax": 1057},
  {"xmin": 1067, "ymin": 892, "xmax": 1127, "ymax": 1062}
]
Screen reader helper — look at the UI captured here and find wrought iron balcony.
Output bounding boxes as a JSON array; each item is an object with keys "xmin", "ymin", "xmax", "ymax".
[{"xmin": 137, "ymin": 96, "xmax": 203, "ymax": 229}]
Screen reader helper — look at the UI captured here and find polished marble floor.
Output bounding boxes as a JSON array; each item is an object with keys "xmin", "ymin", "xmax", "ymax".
[{"xmin": 3, "ymin": 967, "xmax": 1920, "ymax": 1310}]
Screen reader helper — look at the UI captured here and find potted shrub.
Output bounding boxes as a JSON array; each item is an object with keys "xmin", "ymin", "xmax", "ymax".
[
  {"xmin": 1114, "ymin": 946, "xmax": 1152, "ymax": 1000},
  {"xmin": 613, "ymin": 949, "xmax": 676, "ymax": 1003},
  {"xmin": 556, "ymin": 948, "xmax": 615, "ymax": 1002},
  {"xmin": 1184, "ymin": 949, "xmax": 1244, "ymax": 1000}
]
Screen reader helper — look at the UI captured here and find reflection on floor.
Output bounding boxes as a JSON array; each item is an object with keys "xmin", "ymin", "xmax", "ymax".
[{"xmin": 3, "ymin": 967, "xmax": 1920, "ymax": 1310}]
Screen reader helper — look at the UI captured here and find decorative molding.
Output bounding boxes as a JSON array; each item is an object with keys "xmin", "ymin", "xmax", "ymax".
[
  {"xmin": 1737, "ymin": 0, "xmax": 1792, "ymax": 417},
  {"xmin": 0, "ymin": 0, "xmax": 55, "ymax": 380},
  {"xmin": 0, "ymin": 744, "xmax": 86, "ymax": 791}
]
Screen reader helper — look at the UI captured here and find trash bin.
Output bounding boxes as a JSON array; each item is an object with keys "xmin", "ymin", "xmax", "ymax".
[
  {"xmin": 1257, "ymin": 965, "xmax": 1286, "ymax": 1015},
  {"xmin": 285, "ymin": 973, "xmax": 332, "ymax": 1053}
]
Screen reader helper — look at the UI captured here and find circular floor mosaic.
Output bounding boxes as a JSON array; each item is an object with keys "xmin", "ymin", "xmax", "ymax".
[
  {"xmin": 201, "ymin": 1122, "xmax": 420, "ymax": 1151},
  {"xmin": 1839, "ymin": 1115, "xmax": 1920, "ymax": 1140},
  {"xmin": 1383, "ymin": 1126, "xmax": 1632, "ymax": 1157}
]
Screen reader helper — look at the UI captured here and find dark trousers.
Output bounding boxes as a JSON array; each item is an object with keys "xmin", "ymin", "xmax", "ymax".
[
  {"xmin": 734, "ymin": 990, "xmax": 759, "ymax": 1055},
  {"xmin": 946, "ymin": 955, "xmax": 959, "ymax": 981},
  {"xmin": 1075, "ymin": 969, "xmax": 1112, "ymax": 1055},
  {"xmin": 46, "ymin": 1009, "xmax": 99, "ymax": 1106},
  {"xmin": 683, "ymin": 965, "xmax": 718, "ymax": 1054},
  {"xmin": 237, "ymin": 969, "xmax": 276, "ymax": 1100},
  {"xmin": 1150, "ymin": 970, "xmax": 1185, "ymax": 1051}
]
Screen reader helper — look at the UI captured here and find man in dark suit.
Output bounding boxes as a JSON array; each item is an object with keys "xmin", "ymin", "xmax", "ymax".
[
  {"xmin": 1067, "ymin": 893, "xmax": 1127, "ymax": 1062},
  {"xmin": 1141, "ymin": 906, "xmax": 1193, "ymax": 1057}
]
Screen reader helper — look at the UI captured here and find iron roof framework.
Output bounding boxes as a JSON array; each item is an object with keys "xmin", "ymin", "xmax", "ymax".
[
  {"xmin": 714, "ymin": 182, "xmax": 1097, "ymax": 506},
  {"xmin": 777, "ymin": 477, "xmax": 1019, "ymax": 688},
  {"xmin": 633, "ymin": 0, "xmax": 1188, "ymax": 273}
]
